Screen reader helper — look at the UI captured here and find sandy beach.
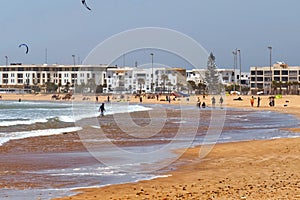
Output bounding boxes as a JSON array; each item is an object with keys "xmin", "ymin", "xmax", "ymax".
[
  {"xmin": 1, "ymin": 93, "xmax": 300, "ymax": 199},
  {"xmin": 56, "ymin": 94, "xmax": 300, "ymax": 200}
]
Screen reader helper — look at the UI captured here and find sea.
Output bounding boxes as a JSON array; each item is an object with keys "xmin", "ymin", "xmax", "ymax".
[{"xmin": 0, "ymin": 100, "xmax": 299, "ymax": 200}]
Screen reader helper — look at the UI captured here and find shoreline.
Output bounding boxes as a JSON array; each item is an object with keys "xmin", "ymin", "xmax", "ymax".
[
  {"xmin": 54, "ymin": 95, "xmax": 300, "ymax": 200},
  {"xmin": 1, "ymin": 94, "xmax": 300, "ymax": 199}
]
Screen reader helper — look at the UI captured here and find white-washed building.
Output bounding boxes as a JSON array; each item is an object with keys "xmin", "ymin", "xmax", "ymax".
[
  {"xmin": 105, "ymin": 67, "xmax": 186, "ymax": 94},
  {"xmin": 250, "ymin": 63, "xmax": 300, "ymax": 94},
  {"xmin": 0, "ymin": 63, "xmax": 107, "ymax": 92}
]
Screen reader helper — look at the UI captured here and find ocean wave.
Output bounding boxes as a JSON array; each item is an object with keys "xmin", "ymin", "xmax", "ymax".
[
  {"xmin": 0, "ymin": 118, "xmax": 48, "ymax": 127},
  {"xmin": 0, "ymin": 127, "xmax": 82, "ymax": 146}
]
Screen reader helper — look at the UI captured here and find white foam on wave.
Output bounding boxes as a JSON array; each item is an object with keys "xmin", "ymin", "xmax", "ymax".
[
  {"xmin": 0, "ymin": 127, "xmax": 82, "ymax": 146},
  {"xmin": 0, "ymin": 118, "xmax": 48, "ymax": 127}
]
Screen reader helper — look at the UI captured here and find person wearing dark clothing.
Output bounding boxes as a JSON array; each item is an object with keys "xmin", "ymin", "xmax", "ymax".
[
  {"xmin": 197, "ymin": 97, "xmax": 201, "ymax": 108},
  {"xmin": 99, "ymin": 103, "xmax": 105, "ymax": 116},
  {"xmin": 107, "ymin": 95, "xmax": 110, "ymax": 102},
  {"xmin": 219, "ymin": 97, "xmax": 223, "ymax": 106},
  {"xmin": 257, "ymin": 97, "xmax": 261, "ymax": 107},
  {"xmin": 211, "ymin": 96, "xmax": 216, "ymax": 108},
  {"xmin": 202, "ymin": 102, "xmax": 206, "ymax": 108}
]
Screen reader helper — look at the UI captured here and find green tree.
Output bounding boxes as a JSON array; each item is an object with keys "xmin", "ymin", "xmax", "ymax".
[
  {"xmin": 45, "ymin": 82, "xmax": 58, "ymax": 93},
  {"xmin": 161, "ymin": 74, "xmax": 168, "ymax": 92},
  {"xmin": 205, "ymin": 53, "xmax": 220, "ymax": 95},
  {"xmin": 187, "ymin": 80, "xmax": 197, "ymax": 94},
  {"xmin": 137, "ymin": 78, "xmax": 145, "ymax": 94},
  {"xmin": 87, "ymin": 78, "xmax": 96, "ymax": 93}
]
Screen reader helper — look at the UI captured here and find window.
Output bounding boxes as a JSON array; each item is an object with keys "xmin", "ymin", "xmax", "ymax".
[
  {"xmin": 17, "ymin": 74, "xmax": 23, "ymax": 78},
  {"xmin": 274, "ymin": 70, "xmax": 280, "ymax": 75},
  {"xmin": 257, "ymin": 77, "xmax": 263, "ymax": 81},
  {"xmin": 257, "ymin": 71, "xmax": 263, "ymax": 75},
  {"xmin": 282, "ymin": 77, "xmax": 288, "ymax": 82},
  {"xmin": 274, "ymin": 77, "xmax": 280, "ymax": 81},
  {"xmin": 282, "ymin": 70, "xmax": 288, "ymax": 75}
]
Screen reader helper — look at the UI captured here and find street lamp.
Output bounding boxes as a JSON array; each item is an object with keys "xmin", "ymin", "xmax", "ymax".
[
  {"xmin": 268, "ymin": 46, "xmax": 272, "ymax": 94},
  {"xmin": 150, "ymin": 53, "xmax": 154, "ymax": 93},
  {"xmin": 72, "ymin": 55, "xmax": 76, "ymax": 88},
  {"xmin": 232, "ymin": 49, "xmax": 237, "ymax": 91},
  {"xmin": 237, "ymin": 49, "xmax": 242, "ymax": 95},
  {"xmin": 5, "ymin": 56, "xmax": 8, "ymax": 91}
]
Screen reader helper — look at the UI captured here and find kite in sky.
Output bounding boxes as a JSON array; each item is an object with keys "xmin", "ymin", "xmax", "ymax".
[
  {"xmin": 19, "ymin": 43, "xmax": 29, "ymax": 54},
  {"xmin": 81, "ymin": 0, "xmax": 92, "ymax": 11}
]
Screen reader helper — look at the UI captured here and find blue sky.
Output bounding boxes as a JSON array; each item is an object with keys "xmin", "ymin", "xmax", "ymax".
[{"xmin": 0, "ymin": 0, "xmax": 299, "ymax": 71}]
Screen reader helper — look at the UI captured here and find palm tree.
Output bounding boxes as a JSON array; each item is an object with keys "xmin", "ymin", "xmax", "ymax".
[
  {"xmin": 287, "ymin": 82, "xmax": 292, "ymax": 95},
  {"xmin": 87, "ymin": 78, "xmax": 96, "ymax": 93},
  {"xmin": 272, "ymin": 80, "xmax": 278, "ymax": 94},
  {"xmin": 187, "ymin": 80, "xmax": 197, "ymax": 94},
  {"xmin": 278, "ymin": 81, "xmax": 283, "ymax": 94},
  {"xmin": 292, "ymin": 81, "xmax": 299, "ymax": 95},
  {"xmin": 161, "ymin": 74, "xmax": 168, "ymax": 93},
  {"xmin": 58, "ymin": 82, "xmax": 62, "ymax": 93},
  {"xmin": 137, "ymin": 78, "xmax": 145, "ymax": 94}
]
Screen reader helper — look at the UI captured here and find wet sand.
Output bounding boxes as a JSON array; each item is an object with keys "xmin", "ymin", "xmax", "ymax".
[
  {"xmin": 1, "ymin": 94, "xmax": 300, "ymax": 199},
  {"xmin": 55, "ymin": 95, "xmax": 300, "ymax": 200}
]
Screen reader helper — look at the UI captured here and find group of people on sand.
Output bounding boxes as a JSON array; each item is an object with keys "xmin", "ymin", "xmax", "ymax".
[
  {"xmin": 196, "ymin": 96, "xmax": 224, "ymax": 108},
  {"xmin": 250, "ymin": 96, "xmax": 275, "ymax": 107}
]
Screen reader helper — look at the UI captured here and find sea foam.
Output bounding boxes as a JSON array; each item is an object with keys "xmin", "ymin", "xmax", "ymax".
[{"xmin": 0, "ymin": 127, "xmax": 82, "ymax": 146}]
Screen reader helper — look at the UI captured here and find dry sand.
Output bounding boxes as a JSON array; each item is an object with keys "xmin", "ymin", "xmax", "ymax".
[
  {"xmin": 1, "ymin": 93, "xmax": 300, "ymax": 199},
  {"xmin": 52, "ymin": 94, "xmax": 299, "ymax": 200}
]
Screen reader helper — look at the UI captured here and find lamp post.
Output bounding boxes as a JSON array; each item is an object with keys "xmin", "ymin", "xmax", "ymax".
[
  {"xmin": 268, "ymin": 46, "xmax": 272, "ymax": 95},
  {"xmin": 5, "ymin": 56, "xmax": 8, "ymax": 91},
  {"xmin": 232, "ymin": 49, "xmax": 237, "ymax": 91},
  {"xmin": 72, "ymin": 55, "xmax": 76, "ymax": 88},
  {"xmin": 237, "ymin": 49, "xmax": 242, "ymax": 95},
  {"xmin": 150, "ymin": 53, "xmax": 154, "ymax": 93}
]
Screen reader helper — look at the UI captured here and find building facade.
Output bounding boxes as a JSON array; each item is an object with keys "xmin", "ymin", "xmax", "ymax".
[
  {"xmin": 0, "ymin": 64, "xmax": 107, "ymax": 92},
  {"xmin": 250, "ymin": 63, "xmax": 300, "ymax": 94},
  {"xmin": 106, "ymin": 67, "xmax": 186, "ymax": 94}
]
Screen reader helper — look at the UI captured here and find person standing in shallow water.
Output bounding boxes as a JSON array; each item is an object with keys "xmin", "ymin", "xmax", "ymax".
[
  {"xmin": 211, "ymin": 96, "xmax": 215, "ymax": 108},
  {"xmin": 197, "ymin": 97, "xmax": 201, "ymax": 108},
  {"xmin": 250, "ymin": 96, "xmax": 255, "ymax": 107},
  {"xmin": 257, "ymin": 96, "xmax": 261, "ymax": 107},
  {"xmin": 219, "ymin": 96, "xmax": 223, "ymax": 106},
  {"xmin": 99, "ymin": 103, "xmax": 105, "ymax": 116}
]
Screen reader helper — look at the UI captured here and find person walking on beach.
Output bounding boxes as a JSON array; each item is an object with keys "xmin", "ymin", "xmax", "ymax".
[
  {"xmin": 197, "ymin": 97, "xmax": 201, "ymax": 108},
  {"xmin": 219, "ymin": 96, "xmax": 223, "ymax": 106},
  {"xmin": 95, "ymin": 96, "xmax": 98, "ymax": 102},
  {"xmin": 211, "ymin": 96, "xmax": 215, "ymax": 108},
  {"xmin": 107, "ymin": 95, "xmax": 110, "ymax": 102},
  {"xmin": 99, "ymin": 103, "xmax": 105, "ymax": 116},
  {"xmin": 257, "ymin": 96, "xmax": 261, "ymax": 107},
  {"xmin": 250, "ymin": 96, "xmax": 255, "ymax": 107}
]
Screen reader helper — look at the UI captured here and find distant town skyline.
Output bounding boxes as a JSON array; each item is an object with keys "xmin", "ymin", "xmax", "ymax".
[{"xmin": 1, "ymin": 0, "xmax": 299, "ymax": 71}]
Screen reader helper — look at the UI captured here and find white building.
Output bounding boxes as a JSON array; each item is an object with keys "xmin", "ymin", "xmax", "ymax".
[
  {"xmin": 0, "ymin": 63, "xmax": 107, "ymax": 92},
  {"xmin": 250, "ymin": 63, "xmax": 300, "ymax": 94},
  {"xmin": 186, "ymin": 68, "xmax": 248, "ymax": 86},
  {"xmin": 106, "ymin": 67, "xmax": 186, "ymax": 94}
]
